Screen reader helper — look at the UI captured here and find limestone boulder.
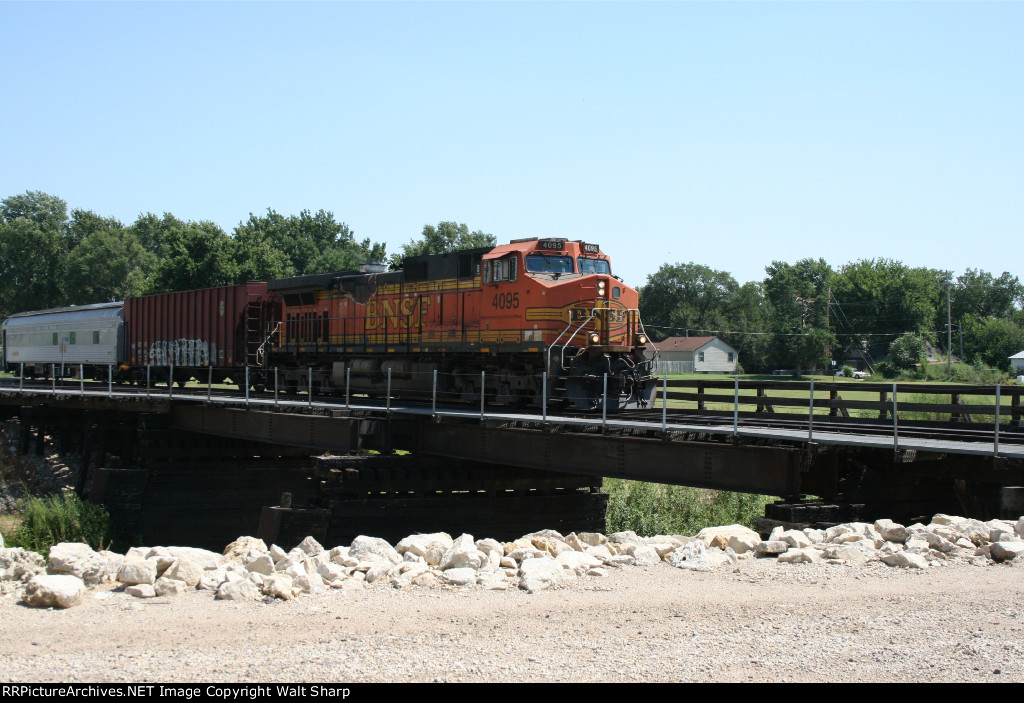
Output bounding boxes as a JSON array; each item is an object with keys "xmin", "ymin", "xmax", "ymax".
[
  {"xmin": 126, "ymin": 584, "xmax": 156, "ymax": 598},
  {"xmin": 1016, "ymin": 518, "xmax": 1024, "ymax": 539},
  {"xmin": 627, "ymin": 545, "xmax": 662, "ymax": 567},
  {"xmin": 262, "ymin": 573, "xmax": 294, "ymax": 600},
  {"xmin": 222, "ymin": 536, "xmax": 269, "ymax": 562},
  {"xmin": 777, "ymin": 548, "xmax": 820, "ymax": 564},
  {"xmin": 669, "ymin": 541, "xmax": 711, "ymax": 571},
  {"xmin": 754, "ymin": 541, "xmax": 788, "ymax": 557},
  {"xmin": 166, "ymin": 547, "xmax": 222, "ymax": 571},
  {"xmin": 990, "ymin": 540, "xmax": 1024, "ymax": 562},
  {"xmin": 881, "ymin": 552, "xmax": 929, "ymax": 569},
  {"xmin": 519, "ymin": 557, "xmax": 565, "ymax": 593},
  {"xmin": 22, "ymin": 574, "xmax": 86, "ymax": 608},
  {"xmin": 607, "ymin": 530, "xmax": 642, "ymax": 547},
  {"xmin": 556, "ymin": 551, "xmax": 603, "ymax": 575},
  {"xmin": 873, "ymin": 520, "xmax": 909, "ymax": 544},
  {"xmin": 364, "ymin": 560, "xmax": 399, "ymax": 584},
  {"xmin": 349, "ymin": 535, "xmax": 402, "ymax": 565},
  {"xmin": 396, "ymin": 534, "xmax": 446, "ymax": 563},
  {"xmin": 293, "ymin": 573, "xmax": 327, "ymax": 594},
  {"xmin": 697, "ymin": 525, "xmax": 760, "ymax": 550},
  {"xmin": 163, "ymin": 559, "xmax": 202, "ymax": 587},
  {"xmin": 779, "ymin": 530, "xmax": 813, "ymax": 549},
  {"xmin": 577, "ymin": 532, "xmax": 607, "ymax": 547},
  {"xmin": 47, "ymin": 542, "xmax": 117, "ymax": 585},
  {"xmin": 727, "ymin": 535, "xmax": 759, "ymax": 555},
  {"xmin": 296, "ymin": 536, "xmax": 324, "ymax": 557},
  {"xmin": 440, "ymin": 567, "xmax": 477, "ymax": 586},
  {"xmin": 477, "ymin": 571, "xmax": 509, "ymax": 590},
  {"xmin": 118, "ymin": 559, "xmax": 157, "ymax": 585},
  {"xmin": 154, "ymin": 576, "xmax": 190, "ymax": 597},
  {"xmin": 440, "ymin": 534, "xmax": 487, "ymax": 571},
  {"xmin": 823, "ymin": 545, "xmax": 869, "ymax": 564},
  {"xmin": 245, "ymin": 554, "xmax": 276, "ymax": 576},
  {"xmin": 217, "ymin": 579, "xmax": 260, "ymax": 600}
]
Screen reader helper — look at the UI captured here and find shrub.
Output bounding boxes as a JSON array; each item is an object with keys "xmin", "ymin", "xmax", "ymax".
[
  {"xmin": 604, "ymin": 478, "xmax": 774, "ymax": 536},
  {"xmin": 875, "ymin": 361, "xmax": 897, "ymax": 378},
  {"xmin": 7, "ymin": 490, "xmax": 113, "ymax": 554},
  {"xmin": 841, "ymin": 365, "xmax": 854, "ymax": 378},
  {"xmin": 889, "ymin": 333, "xmax": 927, "ymax": 371}
]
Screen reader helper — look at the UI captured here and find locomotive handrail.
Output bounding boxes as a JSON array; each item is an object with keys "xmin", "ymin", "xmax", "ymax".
[{"xmin": 256, "ymin": 322, "xmax": 281, "ymax": 366}]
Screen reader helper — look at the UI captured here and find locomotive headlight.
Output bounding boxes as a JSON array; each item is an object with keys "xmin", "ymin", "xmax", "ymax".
[
  {"xmin": 637, "ymin": 335, "xmax": 647, "ymax": 346},
  {"xmin": 589, "ymin": 332, "xmax": 600, "ymax": 344},
  {"xmin": 597, "ymin": 280, "xmax": 606, "ymax": 297}
]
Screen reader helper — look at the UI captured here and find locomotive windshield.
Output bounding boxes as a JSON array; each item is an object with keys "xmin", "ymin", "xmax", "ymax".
[
  {"xmin": 525, "ymin": 255, "xmax": 574, "ymax": 274},
  {"xmin": 577, "ymin": 257, "xmax": 611, "ymax": 275}
]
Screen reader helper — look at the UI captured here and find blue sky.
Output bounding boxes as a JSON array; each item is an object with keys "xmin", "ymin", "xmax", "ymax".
[{"xmin": 1, "ymin": 1, "xmax": 1021, "ymax": 288}]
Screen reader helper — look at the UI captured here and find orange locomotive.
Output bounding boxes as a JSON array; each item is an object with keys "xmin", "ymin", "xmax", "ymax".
[{"xmin": 267, "ymin": 238, "xmax": 656, "ymax": 410}]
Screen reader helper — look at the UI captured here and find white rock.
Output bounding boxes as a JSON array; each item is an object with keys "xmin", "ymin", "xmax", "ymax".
[
  {"xmin": 607, "ymin": 530, "xmax": 642, "ymax": 546},
  {"xmin": 823, "ymin": 545, "xmax": 869, "ymax": 564},
  {"xmin": 47, "ymin": 542, "xmax": 117, "ymax": 585},
  {"xmin": 411, "ymin": 572, "xmax": 440, "ymax": 588},
  {"xmin": 293, "ymin": 573, "xmax": 327, "ymax": 594},
  {"xmin": 697, "ymin": 524, "xmax": 760, "ymax": 550},
  {"xmin": 922, "ymin": 532, "xmax": 958, "ymax": 553},
  {"xmin": 556, "ymin": 551, "xmax": 603, "ymax": 575},
  {"xmin": 441, "ymin": 534, "xmax": 487, "ymax": 571},
  {"xmin": 262, "ymin": 573, "xmax": 294, "ymax": 599},
  {"xmin": 990, "ymin": 540, "xmax": 1024, "ymax": 562},
  {"xmin": 518, "ymin": 558, "xmax": 565, "ymax": 593},
  {"xmin": 154, "ymin": 576, "xmax": 190, "ymax": 596},
  {"xmin": 317, "ymin": 562, "xmax": 348, "ymax": 582},
  {"xmin": 629, "ymin": 545, "xmax": 662, "ymax": 567},
  {"xmin": 508, "ymin": 547, "xmax": 545, "ymax": 562},
  {"xmin": 163, "ymin": 559, "xmax": 202, "ymax": 586},
  {"xmin": 499, "ymin": 556, "xmax": 517, "ymax": 569},
  {"xmin": 564, "ymin": 533, "xmax": 586, "ymax": 551},
  {"xmin": 198, "ymin": 567, "xmax": 228, "ymax": 591},
  {"xmin": 881, "ymin": 552, "xmax": 929, "ymax": 569},
  {"xmin": 394, "ymin": 533, "xmax": 451, "ymax": 566},
  {"xmin": 296, "ymin": 536, "xmax": 324, "ymax": 556},
  {"xmin": 777, "ymin": 548, "xmax": 820, "ymax": 564},
  {"xmin": 22, "ymin": 574, "xmax": 86, "ymax": 608},
  {"xmin": 605, "ymin": 555, "xmax": 635, "ymax": 567},
  {"xmin": 475, "ymin": 538, "xmax": 504, "ymax": 558},
  {"xmin": 126, "ymin": 584, "xmax": 157, "ymax": 598},
  {"xmin": 754, "ymin": 540, "xmax": 788, "ymax": 557},
  {"xmin": 647, "ymin": 542, "xmax": 678, "ymax": 559},
  {"xmin": 0, "ymin": 548, "xmax": 46, "ymax": 583},
  {"xmin": 217, "ymin": 579, "xmax": 260, "ymax": 600},
  {"xmin": 874, "ymin": 520, "xmax": 909, "ymax": 543},
  {"xmin": 1016, "ymin": 518, "xmax": 1024, "ymax": 539},
  {"xmin": 166, "ymin": 547, "xmax": 222, "ymax": 571},
  {"xmin": 669, "ymin": 542, "xmax": 711, "ymax": 571},
  {"xmin": 118, "ymin": 559, "xmax": 157, "ymax": 585},
  {"xmin": 440, "ymin": 567, "xmax": 477, "ymax": 586},
  {"xmin": 803, "ymin": 528, "xmax": 825, "ymax": 544},
  {"xmin": 727, "ymin": 535, "xmax": 760, "ymax": 555},
  {"xmin": 779, "ymin": 530, "xmax": 813, "ymax": 549},
  {"xmin": 584, "ymin": 544, "xmax": 614, "ymax": 561},
  {"xmin": 364, "ymin": 560, "xmax": 398, "ymax": 584},
  {"xmin": 577, "ymin": 532, "xmax": 607, "ymax": 547},
  {"xmin": 223, "ymin": 536, "xmax": 269, "ymax": 561},
  {"xmin": 245, "ymin": 554, "xmax": 276, "ymax": 576},
  {"xmin": 124, "ymin": 546, "xmax": 149, "ymax": 562},
  {"xmin": 349, "ymin": 535, "xmax": 402, "ymax": 565},
  {"xmin": 268, "ymin": 544, "xmax": 288, "ymax": 563},
  {"xmin": 146, "ymin": 548, "xmax": 177, "ymax": 575},
  {"xmin": 587, "ymin": 567, "xmax": 608, "ymax": 577}
]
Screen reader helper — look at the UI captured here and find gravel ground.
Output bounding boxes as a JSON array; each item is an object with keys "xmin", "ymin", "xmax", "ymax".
[{"xmin": 1, "ymin": 558, "xmax": 1022, "ymax": 683}]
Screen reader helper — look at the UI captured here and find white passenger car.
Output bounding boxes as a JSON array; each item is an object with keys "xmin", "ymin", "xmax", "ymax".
[{"xmin": 2, "ymin": 302, "xmax": 124, "ymax": 378}]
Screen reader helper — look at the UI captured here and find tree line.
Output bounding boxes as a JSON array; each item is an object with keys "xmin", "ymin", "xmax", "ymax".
[
  {"xmin": 0, "ymin": 191, "xmax": 492, "ymax": 321},
  {"xmin": 2, "ymin": 190, "xmax": 1021, "ymax": 373},
  {"xmin": 638, "ymin": 259, "xmax": 1024, "ymax": 374}
]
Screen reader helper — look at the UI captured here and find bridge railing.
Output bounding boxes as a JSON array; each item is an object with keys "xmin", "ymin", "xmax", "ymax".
[{"xmin": 655, "ymin": 378, "xmax": 1024, "ymax": 426}]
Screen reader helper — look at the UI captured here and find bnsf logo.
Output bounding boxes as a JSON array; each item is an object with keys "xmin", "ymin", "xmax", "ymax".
[
  {"xmin": 366, "ymin": 297, "xmax": 432, "ymax": 331},
  {"xmin": 569, "ymin": 306, "xmax": 629, "ymax": 328}
]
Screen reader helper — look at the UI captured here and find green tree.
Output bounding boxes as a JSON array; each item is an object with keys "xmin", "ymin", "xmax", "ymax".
[
  {"xmin": 831, "ymin": 259, "xmax": 942, "ymax": 346},
  {"xmin": 888, "ymin": 333, "xmax": 928, "ymax": 371},
  {"xmin": 389, "ymin": 221, "xmax": 495, "ymax": 267},
  {"xmin": 1, "ymin": 191, "xmax": 68, "ymax": 237},
  {"xmin": 639, "ymin": 262, "xmax": 741, "ymax": 339},
  {"xmin": 961, "ymin": 315, "xmax": 1024, "ymax": 371},
  {"xmin": 763, "ymin": 259, "xmax": 836, "ymax": 374},
  {"xmin": 0, "ymin": 217, "xmax": 67, "ymax": 316},
  {"xmin": 146, "ymin": 220, "xmax": 238, "ymax": 294},
  {"xmin": 65, "ymin": 224, "xmax": 152, "ymax": 303}
]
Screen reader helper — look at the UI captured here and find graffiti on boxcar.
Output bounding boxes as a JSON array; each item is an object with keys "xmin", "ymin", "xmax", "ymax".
[{"xmin": 148, "ymin": 339, "xmax": 216, "ymax": 367}]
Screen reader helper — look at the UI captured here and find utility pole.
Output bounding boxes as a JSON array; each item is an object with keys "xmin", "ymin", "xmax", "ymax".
[{"xmin": 946, "ymin": 280, "xmax": 953, "ymax": 380}]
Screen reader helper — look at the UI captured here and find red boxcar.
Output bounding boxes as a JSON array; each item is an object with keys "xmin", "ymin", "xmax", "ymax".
[{"xmin": 124, "ymin": 283, "xmax": 275, "ymax": 384}]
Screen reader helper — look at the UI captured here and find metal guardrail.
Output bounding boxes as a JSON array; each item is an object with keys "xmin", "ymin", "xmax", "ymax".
[{"xmin": 3, "ymin": 366, "xmax": 1021, "ymax": 459}]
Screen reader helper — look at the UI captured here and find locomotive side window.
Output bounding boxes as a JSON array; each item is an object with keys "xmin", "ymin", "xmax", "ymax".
[
  {"xmin": 578, "ymin": 257, "xmax": 611, "ymax": 275},
  {"xmin": 525, "ymin": 255, "xmax": 573, "ymax": 274},
  {"xmin": 490, "ymin": 257, "xmax": 518, "ymax": 283}
]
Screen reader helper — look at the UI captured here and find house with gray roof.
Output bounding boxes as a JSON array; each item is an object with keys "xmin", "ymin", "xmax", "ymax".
[{"xmin": 645, "ymin": 336, "xmax": 738, "ymax": 374}]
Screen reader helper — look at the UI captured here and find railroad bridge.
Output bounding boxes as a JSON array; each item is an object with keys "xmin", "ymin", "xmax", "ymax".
[{"xmin": 1, "ymin": 378, "xmax": 1022, "ymax": 549}]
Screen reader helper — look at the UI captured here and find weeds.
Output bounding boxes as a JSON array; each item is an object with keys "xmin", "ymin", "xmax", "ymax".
[
  {"xmin": 5, "ymin": 490, "xmax": 113, "ymax": 554},
  {"xmin": 604, "ymin": 478, "xmax": 774, "ymax": 536}
]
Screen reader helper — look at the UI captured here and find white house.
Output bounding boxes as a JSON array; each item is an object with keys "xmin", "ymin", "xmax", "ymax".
[
  {"xmin": 1009, "ymin": 351, "xmax": 1024, "ymax": 373},
  {"xmin": 646, "ymin": 336, "xmax": 738, "ymax": 374}
]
